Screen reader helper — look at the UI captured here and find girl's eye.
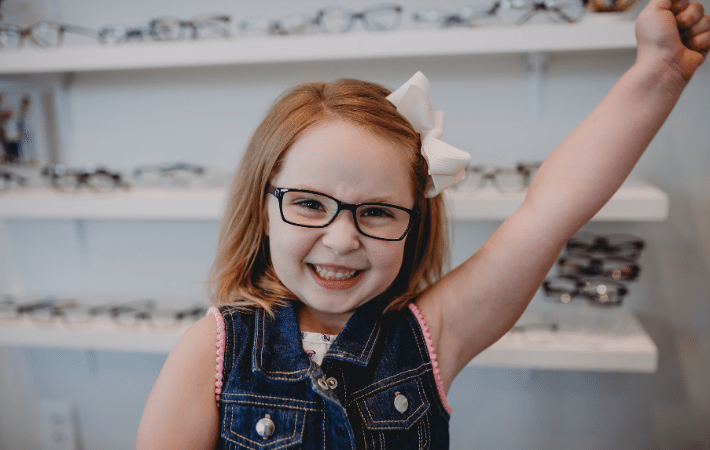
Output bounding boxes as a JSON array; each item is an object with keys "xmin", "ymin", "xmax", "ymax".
[
  {"xmin": 294, "ymin": 199, "xmax": 325, "ymax": 211},
  {"xmin": 359, "ymin": 206, "xmax": 396, "ymax": 219}
]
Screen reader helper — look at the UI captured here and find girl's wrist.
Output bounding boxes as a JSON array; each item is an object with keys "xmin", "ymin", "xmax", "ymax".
[{"xmin": 631, "ymin": 52, "xmax": 691, "ymax": 97}]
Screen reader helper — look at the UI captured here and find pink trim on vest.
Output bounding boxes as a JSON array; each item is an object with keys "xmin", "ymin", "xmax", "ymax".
[
  {"xmin": 207, "ymin": 307, "xmax": 226, "ymax": 405},
  {"xmin": 408, "ymin": 303, "xmax": 453, "ymax": 414}
]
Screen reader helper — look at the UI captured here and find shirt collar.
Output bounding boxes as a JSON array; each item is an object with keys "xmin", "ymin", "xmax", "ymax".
[{"xmin": 252, "ymin": 299, "xmax": 385, "ymax": 382}]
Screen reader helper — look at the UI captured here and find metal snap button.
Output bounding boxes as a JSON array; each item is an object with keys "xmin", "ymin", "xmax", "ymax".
[
  {"xmin": 317, "ymin": 377, "xmax": 329, "ymax": 390},
  {"xmin": 326, "ymin": 377, "xmax": 338, "ymax": 389},
  {"xmin": 394, "ymin": 392, "xmax": 409, "ymax": 414},
  {"xmin": 256, "ymin": 414, "xmax": 275, "ymax": 439}
]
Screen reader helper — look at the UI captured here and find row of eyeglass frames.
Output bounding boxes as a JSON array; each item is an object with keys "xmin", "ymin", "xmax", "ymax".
[
  {"xmin": 2, "ymin": 162, "xmax": 545, "ymax": 193},
  {"xmin": 542, "ymin": 231, "xmax": 645, "ymax": 307},
  {"xmin": 0, "ymin": 296, "xmax": 208, "ymax": 330},
  {"xmin": 0, "ymin": 0, "xmax": 621, "ymax": 50},
  {"xmin": 0, "ymin": 162, "xmax": 211, "ymax": 192}
]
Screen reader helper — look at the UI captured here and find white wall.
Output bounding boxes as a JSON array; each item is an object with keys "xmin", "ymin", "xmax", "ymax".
[{"xmin": 1, "ymin": 0, "xmax": 709, "ymax": 448}]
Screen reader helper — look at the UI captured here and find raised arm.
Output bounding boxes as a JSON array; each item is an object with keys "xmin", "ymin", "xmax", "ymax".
[{"xmin": 418, "ymin": 0, "xmax": 710, "ymax": 391}]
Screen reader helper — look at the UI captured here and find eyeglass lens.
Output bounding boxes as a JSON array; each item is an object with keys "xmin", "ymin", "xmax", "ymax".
[{"xmin": 276, "ymin": 189, "xmax": 412, "ymax": 241}]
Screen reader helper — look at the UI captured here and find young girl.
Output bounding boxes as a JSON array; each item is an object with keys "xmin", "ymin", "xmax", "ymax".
[{"xmin": 138, "ymin": 0, "xmax": 709, "ymax": 447}]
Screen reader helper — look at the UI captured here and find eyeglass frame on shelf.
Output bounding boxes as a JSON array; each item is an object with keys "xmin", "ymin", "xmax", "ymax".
[
  {"xmin": 542, "ymin": 274, "xmax": 628, "ymax": 307},
  {"xmin": 42, "ymin": 163, "xmax": 129, "ymax": 193},
  {"xmin": 315, "ymin": 4, "xmax": 403, "ymax": 33},
  {"xmin": 557, "ymin": 253, "xmax": 641, "ymax": 281},
  {"xmin": 0, "ymin": 21, "xmax": 99, "ymax": 49},
  {"xmin": 565, "ymin": 231, "xmax": 646, "ymax": 259}
]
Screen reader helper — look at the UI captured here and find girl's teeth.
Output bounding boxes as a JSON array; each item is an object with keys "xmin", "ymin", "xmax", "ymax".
[{"xmin": 314, "ymin": 265, "xmax": 357, "ymax": 280}]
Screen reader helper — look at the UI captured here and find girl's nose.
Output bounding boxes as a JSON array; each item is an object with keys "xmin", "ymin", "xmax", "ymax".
[{"xmin": 321, "ymin": 211, "xmax": 361, "ymax": 255}]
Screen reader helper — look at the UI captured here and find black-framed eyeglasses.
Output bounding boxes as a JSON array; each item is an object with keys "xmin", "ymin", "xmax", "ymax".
[
  {"xmin": 0, "ymin": 21, "xmax": 99, "ymax": 49},
  {"xmin": 149, "ymin": 14, "xmax": 231, "ymax": 40},
  {"xmin": 42, "ymin": 163, "xmax": 129, "ymax": 193},
  {"xmin": 315, "ymin": 4, "xmax": 403, "ymax": 33},
  {"xmin": 492, "ymin": 0, "xmax": 589, "ymax": 25},
  {"xmin": 543, "ymin": 275, "xmax": 627, "ymax": 307},
  {"xmin": 413, "ymin": 6, "xmax": 500, "ymax": 28},
  {"xmin": 239, "ymin": 13, "xmax": 319, "ymax": 37},
  {"xmin": 565, "ymin": 231, "xmax": 645, "ymax": 259},
  {"xmin": 557, "ymin": 254, "xmax": 640, "ymax": 281},
  {"xmin": 267, "ymin": 185, "xmax": 417, "ymax": 241},
  {"xmin": 456, "ymin": 162, "xmax": 540, "ymax": 192}
]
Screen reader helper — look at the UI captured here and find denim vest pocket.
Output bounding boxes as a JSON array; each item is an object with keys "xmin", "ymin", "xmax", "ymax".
[
  {"xmin": 221, "ymin": 394, "xmax": 310, "ymax": 449},
  {"xmin": 356, "ymin": 377, "xmax": 430, "ymax": 431}
]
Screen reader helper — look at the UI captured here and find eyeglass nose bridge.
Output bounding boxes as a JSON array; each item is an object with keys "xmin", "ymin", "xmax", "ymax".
[{"xmin": 322, "ymin": 200, "xmax": 366, "ymax": 234}]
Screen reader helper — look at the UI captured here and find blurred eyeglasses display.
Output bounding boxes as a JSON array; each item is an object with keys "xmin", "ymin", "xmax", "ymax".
[
  {"xmin": 542, "ymin": 231, "xmax": 646, "ymax": 308},
  {"xmin": 0, "ymin": 1, "xmax": 603, "ymax": 52},
  {"xmin": 455, "ymin": 162, "xmax": 541, "ymax": 192},
  {"xmin": 492, "ymin": 0, "xmax": 590, "ymax": 25},
  {"xmin": 238, "ymin": 13, "xmax": 319, "ymax": 37},
  {"xmin": 315, "ymin": 4, "xmax": 403, "ymax": 33},
  {"xmin": 0, "ymin": 295, "xmax": 208, "ymax": 330},
  {"xmin": 42, "ymin": 163, "xmax": 129, "ymax": 193},
  {"xmin": 413, "ymin": 6, "xmax": 500, "ymax": 28},
  {"xmin": 543, "ymin": 275, "xmax": 628, "ymax": 307},
  {"xmin": 0, "ymin": 166, "xmax": 27, "ymax": 191},
  {"xmin": 0, "ymin": 21, "xmax": 99, "ymax": 48},
  {"xmin": 132, "ymin": 162, "xmax": 206, "ymax": 188}
]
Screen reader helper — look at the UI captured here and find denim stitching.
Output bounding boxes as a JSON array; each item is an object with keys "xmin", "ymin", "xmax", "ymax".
[
  {"xmin": 219, "ymin": 393, "xmax": 319, "ymax": 411},
  {"xmin": 348, "ymin": 365, "xmax": 427, "ymax": 401},
  {"xmin": 222, "ymin": 408, "xmax": 303, "ymax": 449},
  {"xmin": 326, "ymin": 315, "xmax": 381, "ymax": 363},
  {"xmin": 254, "ymin": 309, "xmax": 310, "ymax": 379},
  {"xmin": 354, "ymin": 378, "xmax": 429, "ymax": 429}
]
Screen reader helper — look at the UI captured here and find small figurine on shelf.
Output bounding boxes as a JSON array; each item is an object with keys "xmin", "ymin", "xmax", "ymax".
[
  {"xmin": 16, "ymin": 95, "xmax": 37, "ymax": 166},
  {"xmin": 0, "ymin": 94, "xmax": 17, "ymax": 164}
]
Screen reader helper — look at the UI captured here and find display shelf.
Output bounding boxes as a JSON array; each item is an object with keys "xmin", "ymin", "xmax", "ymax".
[
  {"xmin": 448, "ymin": 177, "xmax": 669, "ymax": 221},
  {"xmin": 0, "ymin": 187, "xmax": 226, "ymax": 220},
  {"xmin": 0, "ymin": 14, "xmax": 637, "ymax": 75},
  {"xmin": 0, "ymin": 317, "xmax": 191, "ymax": 354},
  {"xmin": 0, "ymin": 306, "xmax": 657, "ymax": 373},
  {"xmin": 469, "ymin": 306, "xmax": 658, "ymax": 373},
  {"xmin": 0, "ymin": 177, "xmax": 668, "ymax": 221}
]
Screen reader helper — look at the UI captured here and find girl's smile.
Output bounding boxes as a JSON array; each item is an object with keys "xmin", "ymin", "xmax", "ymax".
[{"xmin": 267, "ymin": 119, "xmax": 415, "ymax": 333}]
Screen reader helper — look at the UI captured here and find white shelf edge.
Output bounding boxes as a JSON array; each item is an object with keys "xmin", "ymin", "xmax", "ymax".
[
  {"xmin": 0, "ymin": 188, "xmax": 226, "ymax": 220},
  {"xmin": 0, "ymin": 14, "xmax": 637, "ymax": 74},
  {"xmin": 0, "ymin": 306, "xmax": 657, "ymax": 373},
  {"xmin": 0, "ymin": 319, "xmax": 186, "ymax": 354},
  {"xmin": 0, "ymin": 178, "xmax": 668, "ymax": 221},
  {"xmin": 447, "ymin": 177, "xmax": 669, "ymax": 221},
  {"xmin": 468, "ymin": 307, "xmax": 658, "ymax": 373}
]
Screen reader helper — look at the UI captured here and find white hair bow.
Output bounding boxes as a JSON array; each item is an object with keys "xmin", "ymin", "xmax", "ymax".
[{"xmin": 386, "ymin": 71, "xmax": 471, "ymax": 198}]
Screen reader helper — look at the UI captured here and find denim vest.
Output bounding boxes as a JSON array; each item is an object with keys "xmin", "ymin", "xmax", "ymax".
[{"xmin": 216, "ymin": 299, "xmax": 451, "ymax": 449}]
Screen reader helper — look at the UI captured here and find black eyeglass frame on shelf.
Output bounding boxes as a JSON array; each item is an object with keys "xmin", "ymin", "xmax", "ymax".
[
  {"xmin": 148, "ymin": 14, "xmax": 232, "ymax": 41},
  {"xmin": 238, "ymin": 13, "xmax": 320, "ymax": 37},
  {"xmin": 315, "ymin": 4, "xmax": 403, "ymax": 33},
  {"xmin": 42, "ymin": 163, "xmax": 129, "ymax": 193},
  {"xmin": 564, "ymin": 231, "xmax": 646, "ymax": 259},
  {"xmin": 412, "ymin": 5, "xmax": 501, "ymax": 28},
  {"xmin": 557, "ymin": 254, "xmax": 641, "ymax": 281},
  {"xmin": 491, "ymin": 0, "xmax": 590, "ymax": 25},
  {"xmin": 266, "ymin": 185, "xmax": 418, "ymax": 242},
  {"xmin": 542, "ymin": 274, "xmax": 628, "ymax": 308}
]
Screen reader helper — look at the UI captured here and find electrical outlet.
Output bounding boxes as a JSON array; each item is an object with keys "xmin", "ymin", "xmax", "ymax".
[{"xmin": 38, "ymin": 400, "xmax": 78, "ymax": 450}]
